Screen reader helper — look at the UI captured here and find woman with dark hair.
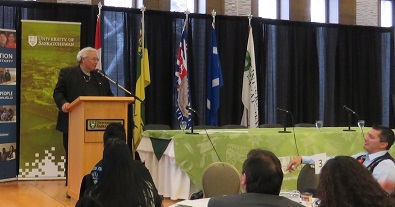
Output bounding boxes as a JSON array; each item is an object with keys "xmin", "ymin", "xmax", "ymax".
[
  {"xmin": 317, "ymin": 156, "xmax": 395, "ymax": 207},
  {"xmin": 6, "ymin": 33, "xmax": 15, "ymax": 48},
  {"xmin": 78, "ymin": 138, "xmax": 162, "ymax": 207}
]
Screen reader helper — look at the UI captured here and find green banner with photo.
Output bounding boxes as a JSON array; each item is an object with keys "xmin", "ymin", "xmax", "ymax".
[{"xmin": 20, "ymin": 20, "xmax": 80, "ymax": 179}]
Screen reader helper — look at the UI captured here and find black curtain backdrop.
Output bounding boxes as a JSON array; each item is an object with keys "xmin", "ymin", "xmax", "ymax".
[{"xmin": 1, "ymin": 1, "xmax": 394, "ymax": 132}]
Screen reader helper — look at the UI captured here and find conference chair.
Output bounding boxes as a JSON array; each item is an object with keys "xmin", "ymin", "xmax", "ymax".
[
  {"xmin": 221, "ymin": 124, "xmax": 247, "ymax": 129},
  {"xmin": 143, "ymin": 124, "xmax": 171, "ymax": 131},
  {"xmin": 297, "ymin": 164, "xmax": 319, "ymax": 197},
  {"xmin": 294, "ymin": 123, "xmax": 315, "ymax": 127},
  {"xmin": 259, "ymin": 123, "xmax": 283, "ymax": 128},
  {"xmin": 202, "ymin": 162, "xmax": 241, "ymax": 198}
]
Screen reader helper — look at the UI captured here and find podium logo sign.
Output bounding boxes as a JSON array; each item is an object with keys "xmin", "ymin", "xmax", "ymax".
[
  {"xmin": 86, "ymin": 119, "xmax": 124, "ymax": 131},
  {"xmin": 28, "ymin": 36, "xmax": 37, "ymax": 47}
]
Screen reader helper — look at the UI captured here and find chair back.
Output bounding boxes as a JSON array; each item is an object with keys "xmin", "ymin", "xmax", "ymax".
[
  {"xmin": 202, "ymin": 162, "xmax": 241, "ymax": 198},
  {"xmin": 297, "ymin": 164, "xmax": 319, "ymax": 196},
  {"xmin": 143, "ymin": 124, "xmax": 171, "ymax": 131},
  {"xmin": 259, "ymin": 123, "xmax": 283, "ymax": 128}
]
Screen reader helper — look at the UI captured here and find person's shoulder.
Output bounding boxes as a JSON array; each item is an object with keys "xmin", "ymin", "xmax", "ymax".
[{"xmin": 60, "ymin": 66, "xmax": 79, "ymax": 73}]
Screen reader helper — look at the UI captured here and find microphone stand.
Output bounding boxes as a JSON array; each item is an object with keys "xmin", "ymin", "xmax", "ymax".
[
  {"xmin": 96, "ymin": 70, "xmax": 143, "ymax": 103},
  {"xmin": 343, "ymin": 113, "xmax": 356, "ymax": 131},
  {"xmin": 186, "ymin": 110, "xmax": 198, "ymax": 135},
  {"xmin": 279, "ymin": 113, "xmax": 291, "ymax": 133}
]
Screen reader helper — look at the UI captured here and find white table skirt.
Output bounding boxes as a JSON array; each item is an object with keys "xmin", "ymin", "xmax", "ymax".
[{"xmin": 137, "ymin": 137, "xmax": 199, "ymax": 200}]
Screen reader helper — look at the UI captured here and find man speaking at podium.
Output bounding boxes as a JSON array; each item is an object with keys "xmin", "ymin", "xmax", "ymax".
[{"xmin": 53, "ymin": 47, "xmax": 113, "ymax": 187}]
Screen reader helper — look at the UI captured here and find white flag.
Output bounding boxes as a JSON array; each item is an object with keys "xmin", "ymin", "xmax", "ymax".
[{"xmin": 241, "ymin": 26, "xmax": 259, "ymax": 128}]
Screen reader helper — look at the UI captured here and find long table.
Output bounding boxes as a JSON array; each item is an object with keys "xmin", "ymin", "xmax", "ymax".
[{"xmin": 137, "ymin": 127, "xmax": 395, "ymax": 200}]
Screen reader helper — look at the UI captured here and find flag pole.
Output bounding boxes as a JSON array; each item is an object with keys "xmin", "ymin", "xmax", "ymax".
[
  {"xmin": 248, "ymin": 14, "xmax": 252, "ymax": 27},
  {"xmin": 140, "ymin": 6, "xmax": 146, "ymax": 61},
  {"xmin": 211, "ymin": 9, "xmax": 216, "ymax": 24},
  {"xmin": 97, "ymin": 2, "xmax": 102, "ymax": 17},
  {"xmin": 184, "ymin": 9, "xmax": 190, "ymax": 26}
]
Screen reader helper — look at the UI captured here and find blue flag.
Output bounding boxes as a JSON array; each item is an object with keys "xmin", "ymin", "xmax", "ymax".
[
  {"xmin": 206, "ymin": 23, "xmax": 223, "ymax": 126},
  {"xmin": 175, "ymin": 20, "xmax": 192, "ymax": 129}
]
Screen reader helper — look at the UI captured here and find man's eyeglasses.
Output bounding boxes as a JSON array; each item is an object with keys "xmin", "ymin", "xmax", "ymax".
[{"xmin": 86, "ymin": 57, "xmax": 99, "ymax": 62}]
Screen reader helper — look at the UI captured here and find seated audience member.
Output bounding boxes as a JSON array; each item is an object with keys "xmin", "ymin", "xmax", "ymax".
[
  {"xmin": 208, "ymin": 149, "xmax": 303, "ymax": 207},
  {"xmin": 78, "ymin": 138, "xmax": 162, "ymax": 207},
  {"xmin": 287, "ymin": 124, "xmax": 395, "ymax": 193},
  {"xmin": 316, "ymin": 156, "xmax": 395, "ymax": 207},
  {"xmin": 91, "ymin": 123, "xmax": 126, "ymax": 184}
]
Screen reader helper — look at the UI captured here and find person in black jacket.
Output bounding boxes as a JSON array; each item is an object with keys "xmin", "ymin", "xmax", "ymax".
[
  {"xmin": 53, "ymin": 47, "xmax": 113, "ymax": 186},
  {"xmin": 77, "ymin": 138, "xmax": 162, "ymax": 207}
]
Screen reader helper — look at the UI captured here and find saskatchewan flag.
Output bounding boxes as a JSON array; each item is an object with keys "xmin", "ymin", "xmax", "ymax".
[{"xmin": 133, "ymin": 16, "xmax": 151, "ymax": 148}]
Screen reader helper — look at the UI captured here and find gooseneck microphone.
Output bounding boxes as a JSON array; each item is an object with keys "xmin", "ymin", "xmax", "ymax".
[
  {"xmin": 277, "ymin": 107, "xmax": 289, "ymax": 113},
  {"xmin": 186, "ymin": 106, "xmax": 199, "ymax": 116},
  {"xmin": 276, "ymin": 107, "xmax": 299, "ymax": 156},
  {"xmin": 277, "ymin": 107, "xmax": 291, "ymax": 133},
  {"xmin": 95, "ymin": 69, "xmax": 144, "ymax": 103},
  {"xmin": 342, "ymin": 105, "xmax": 358, "ymax": 131},
  {"xmin": 185, "ymin": 106, "xmax": 198, "ymax": 134},
  {"xmin": 343, "ymin": 105, "xmax": 357, "ymax": 115}
]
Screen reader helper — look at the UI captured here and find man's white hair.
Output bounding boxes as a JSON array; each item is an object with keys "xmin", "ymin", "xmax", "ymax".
[{"xmin": 76, "ymin": 47, "xmax": 97, "ymax": 63}]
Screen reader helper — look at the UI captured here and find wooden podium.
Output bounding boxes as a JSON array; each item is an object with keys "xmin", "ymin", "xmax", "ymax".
[{"xmin": 67, "ymin": 96, "xmax": 134, "ymax": 200}]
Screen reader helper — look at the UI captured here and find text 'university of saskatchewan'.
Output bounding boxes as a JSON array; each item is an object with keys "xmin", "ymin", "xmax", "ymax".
[{"xmin": 28, "ymin": 36, "xmax": 76, "ymax": 47}]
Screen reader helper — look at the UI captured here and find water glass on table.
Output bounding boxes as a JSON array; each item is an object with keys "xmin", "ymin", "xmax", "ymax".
[
  {"xmin": 180, "ymin": 121, "xmax": 187, "ymax": 132},
  {"xmin": 357, "ymin": 120, "xmax": 365, "ymax": 130},
  {"xmin": 315, "ymin": 120, "xmax": 323, "ymax": 131}
]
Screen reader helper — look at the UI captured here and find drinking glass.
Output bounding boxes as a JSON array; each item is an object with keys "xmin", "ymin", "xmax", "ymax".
[
  {"xmin": 358, "ymin": 120, "xmax": 365, "ymax": 130},
  {"xmin": 180, "ymin": 121, "xmax": 187, "ymax": 132},
  {"xmin": 315, "ymin": 120, "xmax": 323, "ymax": 131}
]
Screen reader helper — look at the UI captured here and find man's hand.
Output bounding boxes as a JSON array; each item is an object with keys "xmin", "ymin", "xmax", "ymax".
[
  {"xmin": 61, "ymin": 102, "xmax": 70, "ymax": 113},
  {"xmin": 286, "ymin": 156, "xmax": 302, "ymax": 172},
  {"xmin": 380, "ymin": 180, "xmax": 395, "ymax": 194}
]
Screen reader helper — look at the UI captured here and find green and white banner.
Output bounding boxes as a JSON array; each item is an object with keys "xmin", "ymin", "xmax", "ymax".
[{"xmin": 20, "ymin": 20, "xmax": 80, "ymax": 179}]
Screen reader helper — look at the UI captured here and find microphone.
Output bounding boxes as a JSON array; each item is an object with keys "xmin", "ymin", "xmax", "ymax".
[
  {"xmin": 276, "ymin": 107, "xmax": 299, "ymax": 155},
  {"xmin": 343, "ymin": 105, "xmax": 359, "ymax": 132},
  {"xmin": 343, "ymin": 105, "xmax": 357, "ymax": 115},
  {"xmin": 186, "ymin": 106, "xmax": 199, "ymax": 116},
  {"xmin": 277, "ymin": 107, "xmax": 289, "ymax": 113},
  {"xmin": 184, "ymin": 106, "xmax": 198, "ymax": 134},
  {"xmin": 95, "ymin": 69, "xmax": 144, "ymax": 103}
]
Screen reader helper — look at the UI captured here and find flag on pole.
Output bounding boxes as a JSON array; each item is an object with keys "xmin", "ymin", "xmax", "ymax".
[
  {"xmin": 206, "ymin": 21, "xmax": 223, "ymax": 126},
  {"xmin": 133, "ymin": 9, "xmax": 151, "ymax": 148},
  {"xmin": 241, "ymin": 26, "xmax": 259, "ymax": 128},
  {"xmin": 94, "ymin": 3, "xmax": 102, "ymax": 70},
  {"xmin": 175, "ymin": 18, "xmax": 192, "ymax": 129}
]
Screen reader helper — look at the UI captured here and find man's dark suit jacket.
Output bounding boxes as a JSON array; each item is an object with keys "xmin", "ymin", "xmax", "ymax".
[
  {"xmin": 208, "ymin": 193, "xmax": 305, "ymax": 207},
  {"xmin": 53, "ymin": 66, "xmax": 113, "ymax": 133}
]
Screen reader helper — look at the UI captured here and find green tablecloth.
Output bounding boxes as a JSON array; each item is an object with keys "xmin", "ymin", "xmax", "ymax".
[{"xmin": 142, "ymin": 127, "xmax": 395, "ymax": 191}]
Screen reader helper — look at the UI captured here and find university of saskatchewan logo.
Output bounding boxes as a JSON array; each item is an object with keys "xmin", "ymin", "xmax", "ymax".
[
  {"xmin": 28, "ymin": 36, "xmax": 37, "ymax": 47},
  {"xmin": 90, "ymin": 121, "xmax": 97, "ymax": 129}
]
